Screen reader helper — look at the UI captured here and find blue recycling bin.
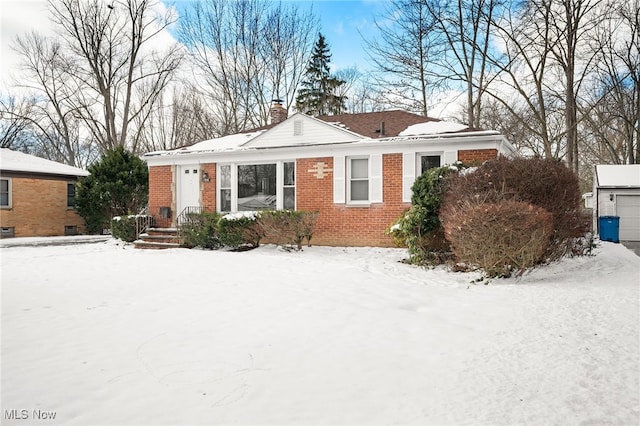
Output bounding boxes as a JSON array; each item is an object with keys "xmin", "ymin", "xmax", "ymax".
[{"xmin": 599, "ymin": 216, "xmax": 620, "ymax": 243}]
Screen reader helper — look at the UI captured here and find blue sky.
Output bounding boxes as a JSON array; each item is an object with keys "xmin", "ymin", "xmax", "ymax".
[
  {"xmin": 300, "ymin": 0, "xmax": 387, "ymax": 72},
  {"xmin": 167, "ymin": 0, "xmax": 388, "ymax": 72},
  {"xmin": 0, "ymin": 0, "xmax": 386, "ymax": 90}
]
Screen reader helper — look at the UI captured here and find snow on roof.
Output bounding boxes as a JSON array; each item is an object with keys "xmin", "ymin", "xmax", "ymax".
[
  {"xmin": 145, "ymin": 131, "xmax": 264, "ymax": 156},
  {"xmin": 185, "ymin": 131, "xmax": 264, "ymax": 151},
  {"xmin": 596, "ymin": 164, "xmax": 640, "ymax": 188},
  {"xmin": 0, "ymin": 148, "xmax": 89, "ymax": 177},
  {"xmin": 398, "ymin": 121, "xmax": 468, "ymax": 136}
]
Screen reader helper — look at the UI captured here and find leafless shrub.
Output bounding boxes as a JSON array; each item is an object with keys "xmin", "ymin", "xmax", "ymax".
[
  {"xmin": 257, "ymin": 211, "xmax": 319, "ymax": 250},
  {"xmin": 443, "ymin": 157, "xmax": 589, "ymax": 262},
  {"xmin": 443, "ymin": 200, "xmax": 554, "ymax": 277}
]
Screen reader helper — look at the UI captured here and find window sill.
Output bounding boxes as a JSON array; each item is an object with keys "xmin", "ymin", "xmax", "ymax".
[{"xmin": 345, "ymin": 202, "xmax": 371, "ymax": 208}]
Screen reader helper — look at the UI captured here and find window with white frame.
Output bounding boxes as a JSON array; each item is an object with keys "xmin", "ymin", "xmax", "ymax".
[
  {"xmin": 238, "ymin": 163, "xmax": 277, "ymax": 211},
  {"xmin": 348, "ymin": 157, "xmax": 369, "ymax": 203},
  {"xmin": 218, "ymin": 161, "xmax": 295, "ymax": 212},
  {"xmin": 283, "ymin": 161, "xmax": 295, "ymax": 209},
  {"xmin": 0, "ymin": 178, "xmax": 11, "ymax": 208},
  {"xmin": 219, "ymin": 164, "xmax": 232, "ymax": 212}
]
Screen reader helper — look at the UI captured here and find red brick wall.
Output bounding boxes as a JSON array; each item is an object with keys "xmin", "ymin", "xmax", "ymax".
[
  {"xmin": 296, "ymin": 154, "xmax": 410, "ymax": 247},
  {"xmin": 148, "ymin": 165, "xmax": 173, "ymax": 227},
  {"xmin": 146, "ymin": 149, "xmax": 501, "ymax": 245},
  {"xmin": 201, "ymin": 163, "xmax": 217, "ymax": 212},
  {"xmin": 458, "ymin": 149, "xmax": 498, "ymax": 164},
  {"xmin": 0, "ymin": 176, "xmax": 85, "ymax": 237}
]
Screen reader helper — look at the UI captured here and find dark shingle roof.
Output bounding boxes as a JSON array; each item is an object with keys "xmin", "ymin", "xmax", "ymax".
[{"xmin": 316, "ymin": 110, "xmax": 440, "ymax": 138}]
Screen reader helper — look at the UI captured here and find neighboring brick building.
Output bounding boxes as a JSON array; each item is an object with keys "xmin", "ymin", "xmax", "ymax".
[
  {"xmin": 0, "ymin": 149, "xmax": 89, "ymax": 238},
  {"xmin": 144, "ymin": 109, "xmax": 517, "ymax": 247}
]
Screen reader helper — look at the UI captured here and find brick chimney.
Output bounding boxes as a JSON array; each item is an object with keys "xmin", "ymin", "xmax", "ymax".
[{"xmin": 270, "ymin": 99, "xmax": 288, "ymax": 124}]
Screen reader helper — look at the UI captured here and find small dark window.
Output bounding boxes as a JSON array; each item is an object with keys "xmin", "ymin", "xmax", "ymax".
[
  {"xmin": 1, "ymin": 227, "xmax": 15, "ymax": 238},
  {"xmin": 421, "ymin": 155, "xmax": 441, "ymax": 174},
  {"xmin": 65, "ymin": 225, "xmax": 78, "ymax": 236},
  {"xmin": 67, "ymin": 183, "xmax": 76, "ymax": 208}
]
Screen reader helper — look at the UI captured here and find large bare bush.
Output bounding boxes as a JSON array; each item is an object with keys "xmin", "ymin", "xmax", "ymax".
[
  {"xmin": 442, "ymin": 157, "xmax": 589, "ymax": 262},
  {"xmin": 443, "ymin": 200, "xmax": 554, "ymax": 277},
  {"xmin": 257, "ymin": 211, "xmax": 319, "ymax": 250}
]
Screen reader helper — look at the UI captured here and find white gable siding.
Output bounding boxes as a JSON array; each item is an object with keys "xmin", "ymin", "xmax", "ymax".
[
  {"xmin": 402, "ymin": 152, "xmax": 416, "ymax": 203},
  {"xmin": 333, "ymin": 156, "xmax": 346, "ymax": 203},
  {"xmin": 370, "ymin": 154, "xmax": 383, "ymax": 203},
  {"xmin": 444, "ymin": 151, "xmax": 457, "ymax": 165},
  {"xmin": 244, "ymin": 114, "xmax": 361, "ymax": 149}
]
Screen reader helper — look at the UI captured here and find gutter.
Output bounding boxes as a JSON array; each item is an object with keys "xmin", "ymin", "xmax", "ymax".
[{"xmin": 143, "ymin": 131, "xmax": 507, "ymax": 165}]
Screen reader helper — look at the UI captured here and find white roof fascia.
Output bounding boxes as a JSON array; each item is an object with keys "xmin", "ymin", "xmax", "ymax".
[{"xmin": 143, "ymin": 132, "xmax": 510, "ymax": 167}]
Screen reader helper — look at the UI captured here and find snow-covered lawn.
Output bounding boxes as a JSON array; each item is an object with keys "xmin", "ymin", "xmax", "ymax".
[{"xmin": 2, "ymin": 240, "xmax": 639, "ymax": 425}]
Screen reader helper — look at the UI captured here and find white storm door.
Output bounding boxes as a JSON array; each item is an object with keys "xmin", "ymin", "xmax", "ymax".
[{"xmin": 177, "ymin": 165, "xmax": 201, "ymax": 216}]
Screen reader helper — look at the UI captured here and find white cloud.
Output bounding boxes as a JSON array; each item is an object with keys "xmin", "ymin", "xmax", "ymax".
[
  {"xmin": 0, "ymin": 0, "xmax": 53, "ymax": 92},
  {"xmin": 0, "ymin": 0, "xmax": 180, "ymax": 94}
]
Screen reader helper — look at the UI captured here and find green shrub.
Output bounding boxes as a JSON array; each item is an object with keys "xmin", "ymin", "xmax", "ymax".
[
  {"xmin": 111, "ymin": 215, "xmax": 154, "ymax": 242},
  {"xmin": 179, "ymin": 212, "xmax": 222, "ymax": 249},
  {"xmin": 257, "ymin": 210, "xmax": 319, "ymax": 250},
  {"xmin": 218, "ymin": 212, "xmax": 263, "ymax": 250},
  {"xmin": 388, "ymin": 163, "xmax": 465, "ymax": 265},
  {"xmin": 443, "ymin": 200, "xmax": 554, "ymax": 278},
  {"xmin": 76, "ymin": 147, "xmax": 148, "ymax": 234}
]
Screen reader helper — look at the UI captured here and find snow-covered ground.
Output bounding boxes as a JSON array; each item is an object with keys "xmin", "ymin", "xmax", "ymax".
[{"xmin": 1, "ymin": 239, "xmax": 639, "ymax": 425}]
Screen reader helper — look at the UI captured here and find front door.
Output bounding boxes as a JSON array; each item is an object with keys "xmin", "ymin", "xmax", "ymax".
[{"xmin": 177, "ymin": 165, "xmax": 201, "ymax": 219}]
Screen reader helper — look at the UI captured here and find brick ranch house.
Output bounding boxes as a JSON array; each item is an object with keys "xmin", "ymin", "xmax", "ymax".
[
  {"xmin": 0, "ymin": 148, "xmax": 89, "ymax": 238},
  {"xmin": 144, "ymin": 108, "xmax": 517, "ymax": 247}
]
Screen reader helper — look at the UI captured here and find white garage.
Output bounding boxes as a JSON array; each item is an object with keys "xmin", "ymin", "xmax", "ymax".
[{"xmin": 594, "ymin": 165, "xmax": 640, "ymax": 241}]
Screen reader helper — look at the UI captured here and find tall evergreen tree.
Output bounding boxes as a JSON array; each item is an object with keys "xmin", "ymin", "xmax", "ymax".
[
  {"xmin": 75, "ymin": 147, "xmax": 148, "ymax": 233},
  {"xmin": 295, "ymin": 33, "xmax": 346, "ymax": 116}
]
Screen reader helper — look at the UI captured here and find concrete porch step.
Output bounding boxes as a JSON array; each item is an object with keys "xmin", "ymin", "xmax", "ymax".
[
  {"xmin": 146, "ymin": 227, "xmax": 178, "ymax": 236},
  {"xmin": 135, "ymin": 228, "xmax": 182, "ymax": 249},
  {"xmin": 137, "ymin": 233, "xmax": 180, "ymax": 244},
  {"xmin": 133, "ymin": 240, "xmax": 182, "ymax": 250}
]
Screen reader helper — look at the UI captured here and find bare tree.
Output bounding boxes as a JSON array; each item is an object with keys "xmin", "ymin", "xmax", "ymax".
[
  {"xmin": 485, "ymin": 0, "xmax": 611, "ymax": 174},
  {"xmin": 479, "ymin": 96, "xmax": 565, "ymax": 159},
  {"xmin": 427, "ymin": 0, "xmax": 500, "ymax": 127},
  {"xmin": 134, "ymin": 85, "xmax": 219, "ymax": 152},
  {"xmin": 178, "ymin": 0, "xmax": 317, "ymax": 134},
  {"xmin": 48, "ymin": 0, "xmax": 183, "ymax": 153},
  {"xmin": 0, "ymin": 96, "xmax": 36, "ymax": 151},
  {"xmin": 0, "ymin": 93, "xmax": 99, "ymax": 167},
  {"xmin": 261, "ymin": 2, "xmax": 318, "ymax": 116},
  {"xmin": 363, "ymin": 0, "xmax": 443, "ymax": 116},
  {"xmin": 546, "ymin": 0, "xmax": 605, "ymax": 173},
  {"xmin": 579, "ymin": 0, "xmax": 639, "ymax": 165},
  {"xmin": 9, "ymin": 32, "xmax": 91, "ymax": 165},
  {"xmin": 486, "ymin": 1, "xmax": 563, "ymax": 159}
]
